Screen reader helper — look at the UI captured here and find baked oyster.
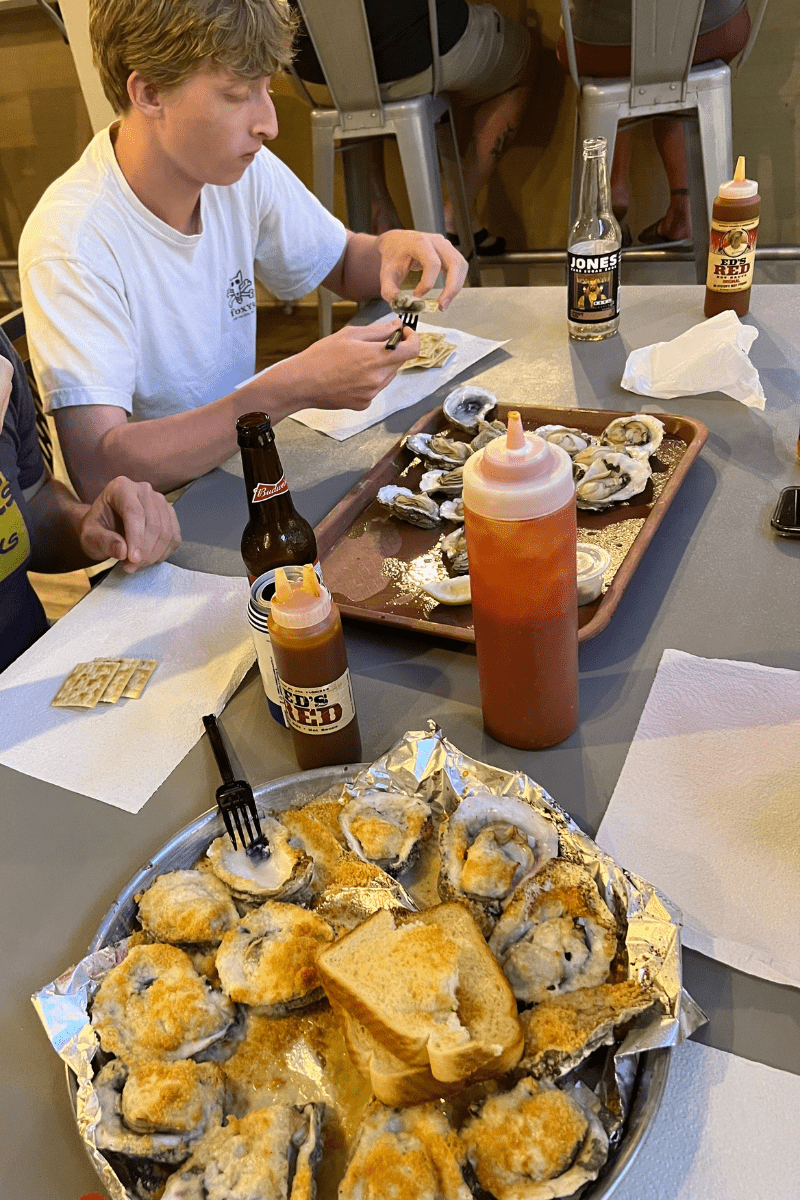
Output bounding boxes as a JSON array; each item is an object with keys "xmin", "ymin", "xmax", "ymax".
[
  {"xmin": 601, "ymin": 412, "xmax": 664, "ymax": 458},
  {"xmin": 518, "ymin": 979, "xmax": 658, "ymax": 1079},
  {"xmin": 438, "ymin": 793, "xmax": 559, "ymax": 936},
  {"xmin": 215, "ymin": 901, "xmax": 334, "ymax": 1015},
  {"xmin": 461, "ymin": 1076, "xmax": 609, "ymax": 1200},
  {"xmin": 488, "ymin": 859, "xmax": 619, "ymax": 1005},
  {"xmin": 94, "ymin": 1059, "xmax": 225, "ymax": 1166},
  {"xmin": 443, "ymin": 384, "xmax": 498, "ymax": 431},
  {"xmin": 207, "ymin": 817, "xmax": 314, "ymax": 906},
  {"xmin": 339, "ymin": 1100, "xmax": 472, "ymax": 1200},
  {"xmin": 136, "ymin": 870, "xmax": 239, "ymax": 947},
  {"xmin": 91, "ymin": 943, "xmax": 236, "ymax": 1063},
  {"xmin": 339, "ymin": 789, "xmax": 433, "ymax": 876},
  {"xmin": 574, "ymin": 450, "xmax": 651, "ymax": 510},
  {"xmin": 377, "ymin": 486, "xmax": 441, "ymax": 529},
  {"xmin": 161, "ymin": 1103, "xmax": 323, "ymax": 1200}
]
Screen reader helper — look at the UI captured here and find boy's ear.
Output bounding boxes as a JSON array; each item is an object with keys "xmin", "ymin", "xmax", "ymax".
[{"xmin": 127, "ymin": 71, "xmax": 165, "ymax": 116}]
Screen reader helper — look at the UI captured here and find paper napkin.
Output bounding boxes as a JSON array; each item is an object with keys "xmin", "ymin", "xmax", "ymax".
[
  {"xmin": 0, "ymin": 562, "xmax": 254, "ymax": 813},
  {"xmin": 621, "ymin": 311, "xmax": 766, "ymax": 409},
  {"xmin": 611, "ymin": 1040, "xmax": 800, "ymax": 1200},
  {"xmin": 597, "ymin": 649, "xmax": 799, "ymax": 986}
]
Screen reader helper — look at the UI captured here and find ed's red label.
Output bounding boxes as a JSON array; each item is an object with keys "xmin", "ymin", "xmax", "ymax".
[{"xmin": 252, "ymin": 477, "xmax": 289, "ymax": 503}]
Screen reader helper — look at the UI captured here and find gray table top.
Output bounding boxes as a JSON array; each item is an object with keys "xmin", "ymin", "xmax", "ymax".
[{"xmin": 3, "ymin": 285, "xmax": 798, "ymax": 1198}]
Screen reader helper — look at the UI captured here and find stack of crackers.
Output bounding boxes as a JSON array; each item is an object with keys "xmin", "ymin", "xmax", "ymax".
[
  {"xmin": 52, "ymin": 658, "xmax": 158, "ymax": 709},
  {"xmin": 399, "ymin": 331, "xmax": 456, "ymax": 372}
]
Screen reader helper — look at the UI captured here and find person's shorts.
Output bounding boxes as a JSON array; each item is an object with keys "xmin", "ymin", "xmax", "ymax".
[{"xmin": 302, "ymin": 4, "xmax": 530, "ymax": 110}]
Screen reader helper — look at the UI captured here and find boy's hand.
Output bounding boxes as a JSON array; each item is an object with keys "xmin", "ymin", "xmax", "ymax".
[
  {"xmin": 79, "ymin": 477, "xmax": 181, "ymax": 572},
  {"xmin": 377, "ymin": 230, "xmax": 468, "ymax": 312}
]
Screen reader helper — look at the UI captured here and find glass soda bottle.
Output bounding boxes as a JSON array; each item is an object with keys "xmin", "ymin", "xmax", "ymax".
[
  {"xmin": 567, "ymin": 136, "xmax": 622, "ymax": 341},
  {"xmin": 462, "ymin": 412, "xmax": 579, "ymax": 749},
  {"xmin": 237, "ymin": 412, "xmax": 319, "ymax": 724},
  {"xmin": 268, "ymin": 566, "xmax": 362, "ymax": 770}
]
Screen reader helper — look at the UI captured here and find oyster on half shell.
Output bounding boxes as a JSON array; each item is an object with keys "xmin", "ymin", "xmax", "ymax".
[
  {"xmin": 405, "ymin": 432, "xmax": 473, "ymax": 468},
  {"xmin": 438, "ymin": 793, "xmax": 559, "ymax": 935},
  {"xmin": 534, "ymin": 425, "xmax": 596, "ymax": 457},
  {"xmin": 339, "ymin": 1101, "xmax": 472, "ymax": 1200},
  {"xmin": 575, "ymin": 450, "xmax": 651, "ymax": 510},
  {"xmin": 207, "ymin": 816, "xmax": 314, "ymax": 906},
  {"xmin": 339, "ymin": 790, "xmax": 432, "ymax": 876},
  {"xmin": 443, "ymin": 385, "xmax": 498, "ymax": 431},
  {"xmin": 377, "ymin": 486, "xmax": 441, "ymax": 529},
  {"xmin": 471, "ymin": 418, "xmax": 506, "ymax": 451},
  {"xmin": 601, "ymin": 412, "xmax": 664, "ymax": 458},
  {"xmin": 441, "ymin": 526, "xmax": 468, "ymax": 574},
  {"xmin": 419, "ymin": 467, "xmax": 464, "ymax": 496}
]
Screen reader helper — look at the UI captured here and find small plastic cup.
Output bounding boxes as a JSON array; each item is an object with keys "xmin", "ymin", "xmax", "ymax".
[{"xmin": 576, "ymin": 543, "xmax": 611, "ymax": 605}]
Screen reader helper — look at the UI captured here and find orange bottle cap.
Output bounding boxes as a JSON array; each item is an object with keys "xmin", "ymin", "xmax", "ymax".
[{"xmin": 270, "ymin": 565, "xmax": 331, "ymax": 628}]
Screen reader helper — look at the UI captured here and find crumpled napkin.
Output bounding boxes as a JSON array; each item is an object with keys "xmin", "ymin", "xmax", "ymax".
[{"xmin": 621, "ymin": 310, "xmax": 766, "ymax": 410}]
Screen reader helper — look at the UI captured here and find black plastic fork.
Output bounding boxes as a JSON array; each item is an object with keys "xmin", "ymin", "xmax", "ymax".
[
  {"xmin": 202, "ymin": 714, "xmax": 270, "ymax": 858},
  {"xmin": 385, "ymin": 309, "xmax": 419, "ymax": 350}
]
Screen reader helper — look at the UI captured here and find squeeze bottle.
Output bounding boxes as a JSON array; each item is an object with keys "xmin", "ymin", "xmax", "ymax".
[
  {"xmin": 462, "ymin": 412, "xmax": 578, "ymax": 749},
  {"xmin": 704, "ymin": 156, "xmax": 760, "ymax": 318},
  {"xmin": 267, "ymin": 565, "xmax": 362, "ymax": 770}
]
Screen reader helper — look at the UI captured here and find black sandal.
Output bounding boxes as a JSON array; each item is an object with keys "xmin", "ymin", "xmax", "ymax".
[{"xmin": 445, "ymin": 228, "xmax": 507, "ymax": 256}]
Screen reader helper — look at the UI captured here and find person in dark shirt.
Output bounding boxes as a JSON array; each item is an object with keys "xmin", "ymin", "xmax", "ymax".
[
  {"xmin": 0, "ymin": 329, "xmax": 181, "ymax": 672},
  {"xmin": 294, "ymin": 1, "xmax": 534, "ymax": 255}
]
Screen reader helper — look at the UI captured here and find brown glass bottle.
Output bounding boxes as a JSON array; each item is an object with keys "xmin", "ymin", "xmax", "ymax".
[
  {"xmin": 704, "ymin": 157, "xmax": 760, "ymax": 318},
  {"xmin": 237, "ymin": 412, "xmax": 318, "ymax": 725}
]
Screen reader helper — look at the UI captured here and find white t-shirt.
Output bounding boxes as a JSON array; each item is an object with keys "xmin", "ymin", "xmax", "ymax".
[{"xmin": 18, "ymin": 128, "xmax": 347, "ymax": 420}]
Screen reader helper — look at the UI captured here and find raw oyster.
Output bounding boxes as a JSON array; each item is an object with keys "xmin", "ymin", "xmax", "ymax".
[
  {"xmin": 443, "ymin": 384, "xmax": 498, "ymax": 431},
  {"xmin": 518, "ymin": 979, "xmax": 658, "ymax": 1080},
  {"xmin": 439, "ymin": 497, "xmax": 464, "ymax": 522},
  {"xmin": 404, "ymin": 432, "xmax": 473, "ymax": 467},
  {"xmin": 377, "ymin": 485, "xmax": 441, "ymax": 529},
  {"xmin": 438, "ymin": 792, "xmax": 559, "ymax": 935},
  {"xmin": 602, "ymin": 412, "xmax": 664, "ymax": 458},
  {"xmin": 488, "ymin": 858, "xmax": 619, "ymax": 1005},
  {"xmin": 471, "ymin": 418, "xmax": 506, "ymax": 450},
  {"xmin": 207, "ymin": 817, "xmax": 314, "ymax": 906},
  {"xmin": 215, "ymin": 900, "xmax": 334, "ymax": 1015},
  {"xmin": 162, "ymin": 1103, "xmax": 323, "ymax": 1200},
  {"xmin": 419, "ymin": 467, "xmax": 464, "ymax": 496},
  {"xmin": 91, "ymin": 943, "xmax": 236, "ymax": 1062},
  {"xmin": 339, "ymin": 1100, "xmax": 472, "ymax": 1200},
  {"xmin": 574, "ymin": 450, "xmax": 651, "ymax": 510},
  {"xmin": 441, "ymin": 526, "xmax": 468, "ymax": 574},
  {"xmin": 461, "ymin": 1076, "xmax": 609, "ymax": 1200},
  {"xmin": 94, "ymin": 1059, "xmax": 224, "ymax": 1165},
  {"xmin": 534, "ymin": 424, "xmax": 596, "ymax": 456},
  {"xmin": 339, "ymin": 789, "xmax": 432, "ymax": 876},
  {"xmin": 136, "ymin": 870, "xmax": 239, "ymax": 947}
]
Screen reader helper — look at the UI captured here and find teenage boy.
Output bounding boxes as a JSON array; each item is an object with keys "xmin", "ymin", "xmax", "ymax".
[{"xmin": 19, "ymin": 0, "xmax": 467, "ymax": 503}]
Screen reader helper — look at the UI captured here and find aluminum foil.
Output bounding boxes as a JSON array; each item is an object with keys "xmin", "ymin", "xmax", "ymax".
[{"xmin": 32, "ymin": 722, "xmax": 705, "ymax": 1197}]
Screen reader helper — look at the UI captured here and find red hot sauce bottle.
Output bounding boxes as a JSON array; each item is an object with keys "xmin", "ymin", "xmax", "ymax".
[{"xmin": 704, "ymin": 156, "xmax": 760, "ymax": 318}]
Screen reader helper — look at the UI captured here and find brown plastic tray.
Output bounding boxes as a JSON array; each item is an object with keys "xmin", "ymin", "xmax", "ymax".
[{"xmin": 314, "ymin": 403, "xmax": 708, "ymax": 643}]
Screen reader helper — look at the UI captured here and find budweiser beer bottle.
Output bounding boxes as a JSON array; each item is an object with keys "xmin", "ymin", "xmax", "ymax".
[{"xmin": 237, "ymin": 412, "xmax": 318, "ymax": 725}]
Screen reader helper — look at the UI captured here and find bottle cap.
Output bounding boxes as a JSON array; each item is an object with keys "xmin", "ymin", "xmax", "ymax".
[
  {"xmin": 718, "ymin": 156, "xmax": 758, "ymax": 200},
  {"xmin": 237, "ymin": 412, "xmax": 273, "ymax": 444},
  {"xmin": 462, "ymin": 411, "xmax": 575, "ymax": 521},
  {"xmin": 270, "ymin": 564, "xmax": 331, "ymax": 628}
]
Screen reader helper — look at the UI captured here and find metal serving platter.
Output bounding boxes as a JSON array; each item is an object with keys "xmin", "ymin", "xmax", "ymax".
[{"xmin": 70, "ymin": 764, "xmax": 670, "ymax": 1200}]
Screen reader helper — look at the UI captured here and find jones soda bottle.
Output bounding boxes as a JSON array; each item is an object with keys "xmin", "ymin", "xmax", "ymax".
[
  {"xmin": 462, "ymin": 411, "xmax": 579, "ymax": 749},
  {"xmin": 567, "ymin": 136, "xmax": 622, "ymax": 341},
  {"xmin": 237, "ymin": 412, "xmax": 318, "ymax": 724}
]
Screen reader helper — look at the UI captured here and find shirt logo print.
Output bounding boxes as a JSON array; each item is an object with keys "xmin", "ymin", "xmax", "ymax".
[{"xmin": 227, "ymin": 269, "xmax": 256, "ymax": 320}]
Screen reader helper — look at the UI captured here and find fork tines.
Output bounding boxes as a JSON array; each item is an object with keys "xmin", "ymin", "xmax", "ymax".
[
  {"xmin": 385, "ymin": 309, "xmax": 419, "ymax": 350},
  {"xmin": 217, "ymin": 781, "xmax": 270, "ymax": 858}
]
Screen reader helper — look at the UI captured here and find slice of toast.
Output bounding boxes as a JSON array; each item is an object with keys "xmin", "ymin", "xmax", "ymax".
[
  {"xmin": 317, "ymin": 903, "xmax": 522, "ymax": 1085},
  {"xmin": 341, "ymin": 1011, "xmax": 464, "ymax": 1107}
]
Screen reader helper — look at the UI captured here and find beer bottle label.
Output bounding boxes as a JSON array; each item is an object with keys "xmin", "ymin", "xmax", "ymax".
[
  {"xmin": 706, "ymin": 216, "xmax": 759, "ymax": 293},
  {"xmin": 278, "ymin": 669, "xmax": 357, "ymax": 736},
  {"xmin": 251, "ymin": 476, "xmax": 289, "ymax": 503},
  {"xmin": 568, "ymin": 250, "xmax": 620, "ymax": 323}
]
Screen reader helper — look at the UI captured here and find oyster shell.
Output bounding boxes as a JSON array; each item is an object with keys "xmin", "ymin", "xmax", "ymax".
[
  {"xmin": 94, "ymin": 1059, "xmax": 225, "ymax": 1165},
  {"xmin": 339, "ymin": 1100, "xmax": 472, "ymax": 1200},
  {"xmin": 91, "ymin": 943, "xmax": 236, "ymax": 1062},
  {"xmin": 575, "ymin": 450, "xmax": 651, "ymax": 510},
  {"xmin": 162, "ymin": 1103, "xmax": 323, "ymax": 1200},
  {"xmin": 377, "ymin": 485, "xmax": 441, "ymax": 529},
  {"xmin": 404, "ymin": 432, "xmax": 473, "ymax": 467},
  {"xmin": 488, "ymin": 858, "xmax": 619, "ymax": 1005},
  {"xmin": 461, "ymin": 1076, "xmax": 609, "ymax": 1200},
  {"xmin": 439, "ymin": 497, "xmax": 464, "ymax": 523},
  {"xmin": 339, "ymin": 789, "xmax": 433, "ymax": 876},
  {"xmin": 534, "ymin": 425, "xmax": 596, "ymax": 457},
  {"xmin": 602, "ymin": 412, "xmax": 664, "ymax": 458},
  {"xmin": 136, "ymin": 870, "xmax": 239, "ymax": 947},
  {"xmin": 471, "ymin": 418, "xmax": 506, "ymax": 450},
  {"xmin": 215, "ymin": 900, "xmax": 334, "ymax": 1015},
  {"xmin": 441, "ymin": 526, "xmax": 468, "ymax": 574},
  {"xmin": 443, "ymin": 385, "xmax": 498, "ymax": 431},
  {"xmin": 437, "ymin": 793, "xmax": 559, "ymax": 935},
  {"xmin": 207, "ymin": 817, "xmax": 314, "ymax": 906},
  {"xmin": 419, "ymin": 467, "xmax": 464, "ymax": 496},
  {"xmin": 518, "ymin": 979, "xmax": 658, "ymax": 1080}
]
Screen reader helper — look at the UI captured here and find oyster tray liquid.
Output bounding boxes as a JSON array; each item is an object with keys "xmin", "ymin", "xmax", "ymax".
[{"xmin": 462, "ymin": 412, "xmax": 579, "ymax": 749}]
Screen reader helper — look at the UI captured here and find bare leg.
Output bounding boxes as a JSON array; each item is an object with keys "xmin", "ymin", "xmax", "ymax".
[
  {"xmin": 610, "ymin": 128, "xmax": 632, "ymax": 217},
  {"xmin": 651, "ymin": 118, "xmax": 691, "ymax": 240},
  {"xmin": 448, "ymin": 81, "xmax": 531, "ymax": 234},
  {"xmin": 367, "ymin": 142, "xmax": 403, "ymax": 234}
]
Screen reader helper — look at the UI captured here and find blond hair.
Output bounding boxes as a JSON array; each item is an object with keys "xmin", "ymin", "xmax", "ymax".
[{"xmin": 90, "ymin": 0, "xmax": 298, "ymax": 114}]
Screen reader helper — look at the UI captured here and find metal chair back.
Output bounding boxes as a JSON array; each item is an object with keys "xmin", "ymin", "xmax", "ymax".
[{"xmin": 629, "ymin": 0, "xmax": 705, "ymax": 105}]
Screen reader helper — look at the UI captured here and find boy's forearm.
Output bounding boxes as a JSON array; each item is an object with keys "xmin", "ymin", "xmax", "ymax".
[
  {"xmin": 325, "ymin": 232, "xmax": 384, "ymax": 302},
  {"xmin": 27, "ymin": 478, "xmax": 92, "ymax": 572}
]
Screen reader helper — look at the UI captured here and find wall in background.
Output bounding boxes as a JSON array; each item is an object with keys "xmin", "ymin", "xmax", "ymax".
[{"xmin": 0, "ymin": 0, "xmax": 797, "ymax": 270}]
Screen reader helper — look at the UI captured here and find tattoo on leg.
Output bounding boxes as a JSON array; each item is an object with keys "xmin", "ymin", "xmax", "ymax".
[{"xmin": 490, "ymin": 123, "xmax": 519, "ymax": 165}]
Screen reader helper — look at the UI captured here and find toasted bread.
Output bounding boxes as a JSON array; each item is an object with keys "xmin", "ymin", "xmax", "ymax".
[{"xmin": 341, "ymin": 1011, "xmax": 464, "ymax": 1107}]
